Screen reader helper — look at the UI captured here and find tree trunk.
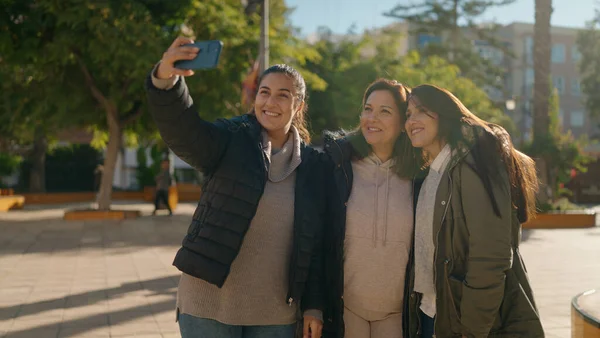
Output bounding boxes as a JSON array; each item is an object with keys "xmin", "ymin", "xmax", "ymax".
[
  {"xmin": 533, "ymin": 0, "xmax": 552, "ymax": 140},
  {"xmin": 96, "ymin": 111, "xmax": 122, "ymax": 211},
  {"xmin": 449, "ymin": 0, "xmax": 460, "ymax": 62},
  {"xmin": 28, "ymin": 128, "xmax": 47, "ymax": 193},
  {"xmin": 533, "ymin": 0, "xmax": 553, "ymax": 203}
]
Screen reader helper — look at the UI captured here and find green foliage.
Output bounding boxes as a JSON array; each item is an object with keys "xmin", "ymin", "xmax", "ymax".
[
  {"xmin": 306, "ymin": 27, "xmax": 514, "ymax": 137},
  {"xmin": 523, "ymin": 88, "xmax": 592, "ymax": 197},
  {"xmin": 384, "ymin": 0, "xmax": 514, "ymax": 89},
  {"xmin": 577, "ymin": 11, "xmax": 600, "ymax": 120},
  {"xmin": 0, "ymin": 153, "xmax": 22, "ymax": 177},
  {"xmin": 183, "ymin": 0, "xmax": 324, "ymax": 120}
]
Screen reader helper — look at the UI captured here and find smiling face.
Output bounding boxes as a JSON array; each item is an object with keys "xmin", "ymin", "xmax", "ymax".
[
  {"xmin": 253, "ymin": 73, "xmax": 302, "ymax": 138},
  {"xmin": 360, "ymin": 90, "xmax": 403, "ymax": 154},
  {"xmin": 405, "ymin": 96, "xmax": 445, "ymax": 158}
]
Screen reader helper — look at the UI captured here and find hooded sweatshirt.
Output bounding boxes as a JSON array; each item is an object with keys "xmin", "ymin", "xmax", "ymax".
[{"xmin": 343, "ymin": 153, "xmax": 414, "ymax": 321}]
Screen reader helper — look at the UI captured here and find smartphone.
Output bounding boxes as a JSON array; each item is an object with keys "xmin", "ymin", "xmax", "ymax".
[{"xmin": 174, "ymin": 40, "xmax": 223, "ymax": 70}]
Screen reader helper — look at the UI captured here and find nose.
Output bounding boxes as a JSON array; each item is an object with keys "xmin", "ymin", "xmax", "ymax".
[
  {"xmin": 362, "ymin": 111, "xmax": 379, "ymax": 121},
  {"xmin": 265, "ymin": 94, "xmax": 277, "ymax": 107}
]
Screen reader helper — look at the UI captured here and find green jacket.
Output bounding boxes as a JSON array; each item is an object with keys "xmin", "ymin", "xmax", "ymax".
[{"xmin": 405, "ymin": 151, "xmax": 545, "ymax": 338}]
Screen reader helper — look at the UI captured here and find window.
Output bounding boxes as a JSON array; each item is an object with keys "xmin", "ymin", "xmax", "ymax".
[
  {"xmin": 571, "ymin": 78, "xmax": 581, "ymax": 96},
  {"xmin": 552, "ymin": 44, "xmax": 566, "ymax": 63},
  {"xmin": 525, "ymin": 36, "xmax": 533, "ymax": 64},
  {"xmin": 570, "ymin": 111, "xmax": 585, "ymax": 127},
  {"xmin": 572, "ymin": 46, "xmax": 582, "ymax": 62},
  {"xmin": 553, "ymin": 76, "xmax": 565, "ymax": 94},
  {"xmin": 525, "ymin": 68, "xmax": 534, "ymax": 86}
]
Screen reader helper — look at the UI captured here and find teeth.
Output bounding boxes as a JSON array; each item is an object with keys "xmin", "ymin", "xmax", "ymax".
[
  {"xmin": 264, "ymin": 111, "xmax": 279, "ymax": 117},
  {"xmin": 368, "ymin": 127, "xmax": 381, "ymax": 131},
  {"xmin": 411, "ymin": 128, "xmax": 423, "ymax": 135}
]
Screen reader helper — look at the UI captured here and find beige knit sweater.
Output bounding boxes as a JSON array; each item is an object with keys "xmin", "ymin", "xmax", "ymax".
[
  {"xmin": 175, "ymin": 127, "xmax": 303, "ymax": 325},
  {"xmin": 343, "ymin": 154, "xmax": 414, "ymax": 322}
]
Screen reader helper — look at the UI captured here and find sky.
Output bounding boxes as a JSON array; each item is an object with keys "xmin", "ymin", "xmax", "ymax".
[{"xmin": 286, "ymin": 0, "xmax": 597, "ymax": 36}]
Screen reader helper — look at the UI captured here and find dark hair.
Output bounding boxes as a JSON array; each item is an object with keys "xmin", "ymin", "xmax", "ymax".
[
  {"xmin": 347, "ymin": 78, "xmax": 419, "ymax": 179},
  {"xmin": 407, "ymin": 84, "xmax": 539, "ymax": 222},
  {"xmin": 256, "ymin": 64, "xmax": 311, "ymax": 143}
]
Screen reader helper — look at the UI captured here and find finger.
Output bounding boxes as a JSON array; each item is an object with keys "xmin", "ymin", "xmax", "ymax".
[
  {"xmin": 170, "ymin": 36, "xmax": 194, "ymax": 49},
  {"xmin": 171, "ymin": 69, "xmax": 194, "ymax": 77},
  {"xmin": 303, "ymin": 318, "xmax": 310, "ymax": 338},
  {"xmin": 178, "ymin": 46, "xmax": 200, "ymax": 53},
  {"xmin": 310, "ymin": 321, "xmax": 322, "ymax": 338},
  {"xmin": 163, "ymin": 51, "xmax": 197, "ymax": 64},
  {"xmin": 315, "ymin": 322, "xmax": 323, "ymax": 338}
]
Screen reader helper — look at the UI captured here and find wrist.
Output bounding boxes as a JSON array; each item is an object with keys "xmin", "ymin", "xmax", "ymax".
[{"xmin": 155, "ymin": 62, "xmax": 172, "ymax": 80}]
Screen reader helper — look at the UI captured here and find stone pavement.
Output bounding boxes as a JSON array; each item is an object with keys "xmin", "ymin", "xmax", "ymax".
[{"xmin": 0, "ymin": 202, "xmax": 599, "ymax": 338}]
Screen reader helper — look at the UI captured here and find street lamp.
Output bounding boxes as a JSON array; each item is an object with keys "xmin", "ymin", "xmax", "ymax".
[{"xmin": 505, "ymin": 99, "xmax": 516, "ymax": 111}]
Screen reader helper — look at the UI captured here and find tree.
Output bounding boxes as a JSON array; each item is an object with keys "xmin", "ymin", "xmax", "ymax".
[
  {"xmin": 1, "ymin": 0, "xmax": 322, "ymax": 208},
  {"xmin": 183, "ymin": 0, "xmax": 324, "ymax": 121},
  {"xmin": 532, "ymin": 0, "xmax": 553, "ymax": 202},
  {"xmin": 384, "ymin": 0, "xmax": 515, "ymax": 89},
  {"xmin": 523, "ymin": 87, "xmax": 592, "ymax": 202},
  {"xmin": 1, "ymin": 0, "xmax": 193, "ymax": 208},
  {"xmin": 577, "ymin": 9, "xmax": 600, "ymax": 127},
  {"xmin": 305, "ymin": 27, "xmax": 514, "ymax": 137}
]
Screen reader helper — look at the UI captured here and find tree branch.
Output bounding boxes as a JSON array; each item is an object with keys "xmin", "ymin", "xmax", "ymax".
[
  {"xmin": 73, "ymin": 50, "xmax": 119, "ymax": 127},
  {"xmin": 119, "ymin": 100, "xmax": 143, "ymax": 125}
]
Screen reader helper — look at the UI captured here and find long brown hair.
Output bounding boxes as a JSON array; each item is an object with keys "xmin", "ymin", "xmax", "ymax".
[
  {"xmin": 347, "ymin": 78, "xmax": 420, "ymax": 179},
  {"xmin": 256, "ymin": 64, "xmax": 311, "ymax": 143},
  {"xmin": 408, "ymin": 84, "xmax": 539, "ymax": 222}
]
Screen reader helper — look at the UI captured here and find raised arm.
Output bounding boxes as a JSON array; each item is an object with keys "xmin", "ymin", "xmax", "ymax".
[{"xmin": 145, "ymin": 37, "xmax": 230, "ymax": 173}]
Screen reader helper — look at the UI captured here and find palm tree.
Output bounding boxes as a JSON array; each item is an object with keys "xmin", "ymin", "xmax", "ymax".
[{"xmin": 533, "ymin": 0, "xmax": 553, "ymax": 202}]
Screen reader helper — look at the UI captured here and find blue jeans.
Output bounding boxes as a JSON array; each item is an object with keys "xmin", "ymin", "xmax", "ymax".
[
  {"xmin": 178, "ymin": 313, "xmax": 296, "ymax": 338},
  {"xmin": 420, "ymin": 310, "xmax": 435, "ymax": 338}
]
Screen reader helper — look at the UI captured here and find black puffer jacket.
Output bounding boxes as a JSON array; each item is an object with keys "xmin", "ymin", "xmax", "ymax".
[
  {"xmin": 145, "ymin": 75, "xmax": 326, "ymax": 312},
  {"xmin": 321, "ymin": 131, "xmax": 423, "ymax": 338}
]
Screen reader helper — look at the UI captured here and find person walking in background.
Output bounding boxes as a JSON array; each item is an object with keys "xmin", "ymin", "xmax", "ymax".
[
  {"xmin": 322, "ymin": 79, "xmax": 421, "ymax": 338},
  {"xmin": 402, "ymin": 84, "xmax": 544, "ymax": 338},
  {"xmin": 145, "ymin": 36, "xmax": 326, "ymax": 338},
  {"xmin": 153, "ymin": 159, "xmax": 174, "ymax": 216}
]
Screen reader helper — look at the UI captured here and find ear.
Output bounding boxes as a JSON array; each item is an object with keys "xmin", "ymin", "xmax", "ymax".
[{"xmin": 294, "ymin": 101, "xmax": 305, "ymax": 116}]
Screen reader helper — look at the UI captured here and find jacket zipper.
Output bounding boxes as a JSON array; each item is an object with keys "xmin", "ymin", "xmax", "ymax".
[
  {"xmin": 432, "ymin": 171, "xmax": 453, "ymax": 337},
  {"xmin": 286, "ymin": 148, "xmax": 302, "ymax": 307},
  {"xmin": 333, "ymin": 140, "xmax": 350, "ymax": 189}
]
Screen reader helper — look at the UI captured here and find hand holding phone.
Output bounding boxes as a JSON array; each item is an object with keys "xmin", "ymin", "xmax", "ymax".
[
  {"xmin": 174, "ymin": 40, "xmax": 223, "ymax": 70},
  {"xmin": 156, "ymin": 37, "xmax": 223, "ymax": 79}
]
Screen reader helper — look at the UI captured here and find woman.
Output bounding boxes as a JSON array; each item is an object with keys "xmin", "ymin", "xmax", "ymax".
[
  {"xmin": 403, "ymin": 84, "xmax": 544, "ymax": 338},
  {"xmin": 146, "ymin": 37, "xmax": 325, "ymax": 338},
  {"xmin": 323, "ymin": 79, "xmax": 419, "ymax": 338}
]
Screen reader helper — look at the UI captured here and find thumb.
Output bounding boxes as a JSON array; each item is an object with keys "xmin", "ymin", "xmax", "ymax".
[{"xmin": 303, "ymin": 318, "xmax": 310, "ymax": 338}]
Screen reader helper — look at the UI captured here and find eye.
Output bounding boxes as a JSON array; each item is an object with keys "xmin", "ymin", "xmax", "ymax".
[
  {"xmin": 381, "ymin": 109, "xmax": 392, "ymax": 115},
  {"xmin": 259, "ymin": 90, "xmax": 269, "ymax": 95},
  {"xmin": 364, "ymin": 107, "xmax": 372, "ymax": 111},
  {"xmin": 278, "ymin": 93, "xmax": 289, "ymax": 98}
]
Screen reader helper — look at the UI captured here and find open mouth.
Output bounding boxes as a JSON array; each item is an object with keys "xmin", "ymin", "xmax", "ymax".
[
  {"xmin": 366, "ymin": 127, "xmax": 382, "ymax": 132},
  {"xmin": 411, "ymin": 128, "xmax": 424, "ymax": 135},
  {"xmin": 263, "ymin": 110, "xmax": 281, "ymax": 117}
]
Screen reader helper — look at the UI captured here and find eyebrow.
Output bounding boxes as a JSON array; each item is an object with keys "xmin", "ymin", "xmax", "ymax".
[{"xmin": 259, "ymin": 86, "xmax": 292, "ymax": 93}]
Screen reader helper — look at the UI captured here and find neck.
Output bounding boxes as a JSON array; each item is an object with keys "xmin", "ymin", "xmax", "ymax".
[
  {"xmin": 267, "ymin": 129, "xmax": 290, "ymax": 150},
  {"xmin": 424, "ymin": 141, "xmax": 446, "ymax": 162},
  {"xmin": 371, "ymin": 144, "xmax": 393, "ymax": 163}
]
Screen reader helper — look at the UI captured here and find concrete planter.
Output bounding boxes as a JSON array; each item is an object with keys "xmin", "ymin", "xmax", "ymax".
[
  {"xmin": 523, "ymin": 212, "xmax": 597, "ymax": 229},
  {"xmin": 572, "ymin": 289, "xmax": 600, "ymax": 338},
  {"xmin": 63, "ymin": 209, "xmax": 141, "ymax": 221}
]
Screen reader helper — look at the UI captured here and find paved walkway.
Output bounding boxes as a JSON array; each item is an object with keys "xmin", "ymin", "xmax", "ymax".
[{"xmin": 0, "ymin": 202, "xmax": 599, "ymax": 338}]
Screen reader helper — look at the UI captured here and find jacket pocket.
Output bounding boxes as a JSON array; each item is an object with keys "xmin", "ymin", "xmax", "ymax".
[
  {"xmin": 444, "ymin": 260, "xmax": 464, "ymax": 334},
  {"xmin": 497, "ymin": 268, "xmax": 542, "ymax": 330}
]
